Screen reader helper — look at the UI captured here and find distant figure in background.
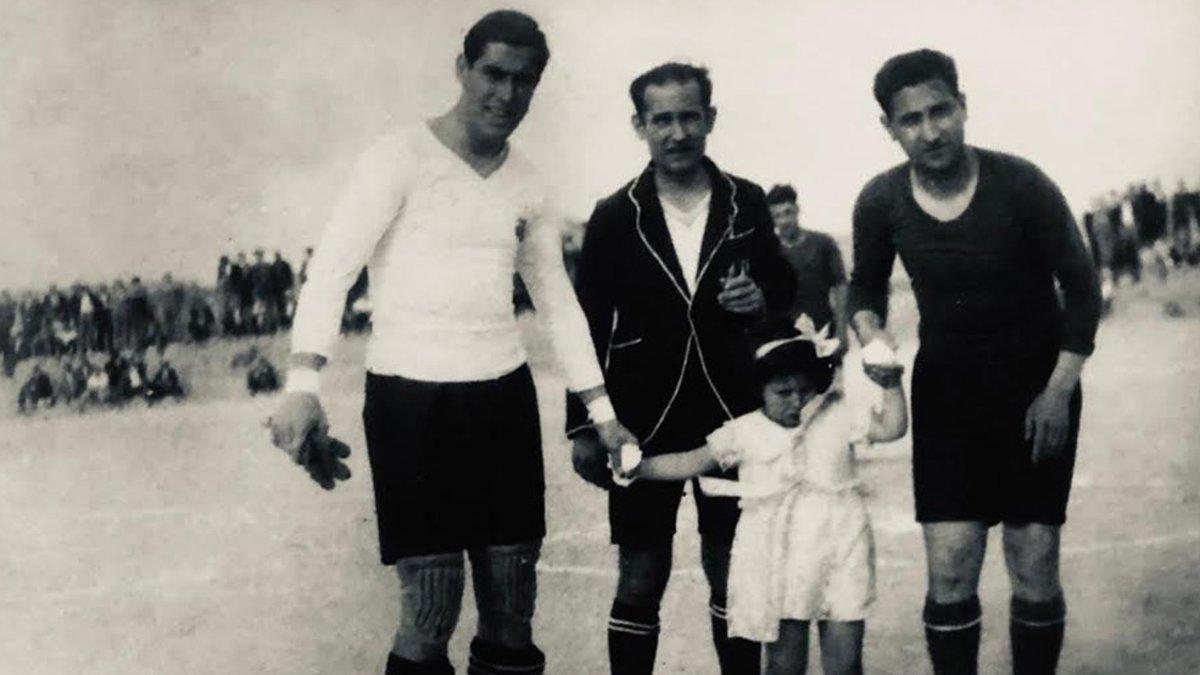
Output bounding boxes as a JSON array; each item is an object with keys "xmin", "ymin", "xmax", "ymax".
[
  {"xmin": 1170, "ymin": 180, "xmax": 1199, "ymax": 266},
  {"xmin": 145, "ymin": 353, "xmax": 186, "ymax": 404},
  {"xmin": 157, "ymin": 272, "xmax": 187, "ymax": 347},
  {"xmin": 83, "ymin": 358, "xmax": 110, "ymax": 407},
  {"xmin": 250, "ymin": 248, "xmax": 278, "ymax": 334},
  {"xmin": 1132, "ymin": 182, "xmax": 1170, "ymax": 280},
  {"xmin": 187, "ymin": 291, "xmax": 217, "ymax": 344},
  {"xmin": 127, "ymin": 277, "xmax": 156, "ymax": 352},
  {"xmin": 18, "ymin": 364, "xmax": 55, "ymax": 413},
  {"xmin": 298, "ymin": 247, "xmax": 315, "ymax": 287},
  {"xmin": 233, "ymin": 252, "xmax": 253, "ymax": 335},
  {"xmin": 766, "ymin": 184, "xmax": 849, "ymax": 359},
  {"xmin": 0, "ymin": 291, "xmax": 15, "ymax": 377},
  {"xmin": 271, "ymin": 251, "xmax": 295, "ymax": 328},
  {"xmin": 1111, "ymin": 188, "xmax": 1142, "ymax": 285},
  {"xmin": 218, "ymin": 254, "xmax": 240, "ymax": 336},
  {"xmin": 246, "ymin": 354, "xmax": 280, "ymax": 395}
]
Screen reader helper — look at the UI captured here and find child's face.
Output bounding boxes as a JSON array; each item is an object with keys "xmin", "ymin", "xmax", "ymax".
[{"xmin": 762, "ymin": 373, "xmax": 820, "ymax": 428}]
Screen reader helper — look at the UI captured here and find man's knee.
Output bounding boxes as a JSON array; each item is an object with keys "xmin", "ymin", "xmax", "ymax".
[
  {"xmin": 924, "ymin": 523, "xmax": 987, "ymax": 602},
  {"xmin": 615, "ymin": 543, "xmax": 673, "ymax": 608},
  {"xmin": 1004, "ymin": 524, "xmax": 1062, "ymax": 600},
  {"xmin": 393, "ymin": 553, "xmax": 466, "ymax": 660},
  {"xmin": 470, "ymin": 542, "xmax": 540, "ymax": 644}
]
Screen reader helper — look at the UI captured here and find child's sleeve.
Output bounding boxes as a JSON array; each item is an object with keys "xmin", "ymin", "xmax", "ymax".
[{"xmin": 706, "ymin": 421, "xmax": 743, "ymax": 471}]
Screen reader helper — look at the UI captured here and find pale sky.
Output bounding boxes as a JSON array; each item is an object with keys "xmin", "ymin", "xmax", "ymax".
[{"xmin": 2, "ymin": 0, "xmax": 1198, "ymax": 289}]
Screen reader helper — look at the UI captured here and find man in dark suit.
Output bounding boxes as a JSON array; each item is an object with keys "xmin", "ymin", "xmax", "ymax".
[{"xmin": 566, "ymin": 62, "xmax": 794, "ymax": 675}]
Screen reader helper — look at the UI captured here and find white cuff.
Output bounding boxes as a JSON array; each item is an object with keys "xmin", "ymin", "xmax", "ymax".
[
  {"xmin": 284, "ymin": 367, "xmax": 321, "ymax": 394},
  {"xmin": 585, "ymin": 395, "xmax": 616, "ymax": 424}
]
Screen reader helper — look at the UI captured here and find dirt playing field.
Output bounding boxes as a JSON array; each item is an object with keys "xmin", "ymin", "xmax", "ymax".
[{"xmin": 2, "ymin": 271, "xmax": 1197, "ymax": 674}]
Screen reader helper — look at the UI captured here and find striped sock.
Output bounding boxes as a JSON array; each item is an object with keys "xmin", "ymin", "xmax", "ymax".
[
  {"xmin": 466, "ymin": 638, "xmax": 545, "ymax": 675},
  {"xmin": 709, "ymin": 598, "xmax": 761, "ymax": 675},
  {"xmin": 924, "ymin": 595, "xmax": 982, "ymax": 675},
  {"xmin": 608, "ymin": 600, "xmax": 660, "ymax": 675},
  {"xmin": 1010, "ymin": 594, "xmax": 1066, "ymax": 675}
]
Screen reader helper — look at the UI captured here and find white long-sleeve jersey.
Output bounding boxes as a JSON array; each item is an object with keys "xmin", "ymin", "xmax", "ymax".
[{"xmin": 290, "ymin": 123, "xmax": 603, "ymax": 391}]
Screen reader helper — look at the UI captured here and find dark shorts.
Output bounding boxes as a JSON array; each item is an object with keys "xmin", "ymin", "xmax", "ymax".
[
  {"xmin": 363, "ymin": 365, "xmax": 545, "ymax": 564},
  {"xmin": 609, "ymin": 361, "xmax": 742, "ymax": 547},
  {"xmin": 911, "ymin": 347, "xmax": 1082, "ymax": 526}
]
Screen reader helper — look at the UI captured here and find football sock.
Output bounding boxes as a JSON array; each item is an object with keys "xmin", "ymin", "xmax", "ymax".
[
  {"xmin": 709, "ymin": 596, "xmax": 761, "ymax": 674},
  {"xmin": 924, "ymin": 595, "xmax": 982, "ymax": 675},
  {"xmin": 608, "ymin": 600, "xmax": 660, "ymax": 675},
  {"xmin": 467, "ymin": 637, "xmax": 545, "ymax": 675},
  {"xmin": 1010, "ymin": 594, "xmax": 1066, "ymax": 675}
]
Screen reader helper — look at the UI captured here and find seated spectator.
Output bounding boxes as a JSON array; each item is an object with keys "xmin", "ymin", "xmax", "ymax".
[
  {"xmin": 84, "ymin": 360, "xmax": 111, "ymax": 407},
  {"xmin": 18, "ymin": 364, "xmax": 55, "ymax": 413},
  {"xmin": 145, "ymin": 358, "xmax": 186, "ymax": 405},
  {"xmin": 246, "ymin": 355, "xmax": 280, "ymax": 395}
]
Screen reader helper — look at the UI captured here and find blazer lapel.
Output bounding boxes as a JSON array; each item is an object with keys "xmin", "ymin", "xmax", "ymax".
[
  {"xmin": 629, "ymin": 168, "xmax": 692, "ymax": 302},
  {"xmin": 695, "ymin": 159, "xmax": 737, "ymax": 294}
]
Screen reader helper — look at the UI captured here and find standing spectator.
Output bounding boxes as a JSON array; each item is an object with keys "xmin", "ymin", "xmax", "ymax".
[
  {"xmin": 0, "ymin": 291, "xmax": 15, "ymax": 377},
  {"xmin": 1133, "ymin": 182, "xmax": 1169, "ymax": 280},
  {"xmin": 1110, "ymin": 189, "xmax": 1141, "ymax": 285},
  {"xmin": 766, "ymin": 184, "xmax": 849, "ymax": 358},
  {"xmin": 187, "ymin": 289, "xmax": 217, "ymax": 344},
  {"xmin": 1170, "ymin": 180, "xmax": 1198, "ymax": 266},
  {"xmin": 271, "ymin": 251, "xmax": 295, "ymax": 328},
  {"xmin": 250, "ymin": 248, "xmax": 278, "ymax": 334},
  {"xmin": 156, "ymin": 272, "xmax": 187, "ymax": 347},
  {"xmin": 110, "ymin": 280, "xmax": 132, "ymax": 352},
  {"xmin": 127, "ymin": 277, "xmax": 155, "ymax": 351},
  {"xmin": 298, "ymin": 246, "xmax": 315, "ymax": 286},
  {"xmin": 217, "ymin": 254, "xmax": 239, "ymax": 336},
  {"xmin": 233, "ymin": 252, "xmax": 254, "ymax": 334}
]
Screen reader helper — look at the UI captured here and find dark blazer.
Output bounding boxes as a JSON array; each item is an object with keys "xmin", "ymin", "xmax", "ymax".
[{"xmin": 566, "ymin": 158, "xmax": 794, "ymax": 445}]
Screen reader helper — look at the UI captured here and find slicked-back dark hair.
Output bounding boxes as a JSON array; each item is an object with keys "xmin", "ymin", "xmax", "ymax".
[
  {"xmin": 463, "ymin": 10, "xmax": 550, "ymax": 74},
  {"xmin": 873, "ymin": 49, "xmax": 959, "ymax": 117},
  {"xmin": 766, "ymin": 184, "xmax": 798, "ymax": 206},
  {"xmin": 629, "ymin": 62, "xmax": 713, "ymax": 117}
]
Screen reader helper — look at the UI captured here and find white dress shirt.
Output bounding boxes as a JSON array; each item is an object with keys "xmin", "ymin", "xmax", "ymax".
[{"xmin": 659, "ymin": 191, "xmax": 712, "ymax": 294}]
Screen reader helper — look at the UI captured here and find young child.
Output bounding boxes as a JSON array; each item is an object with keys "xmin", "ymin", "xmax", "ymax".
[{"xmin": 627, "ymin": 315, "xmax": 907, "ymax": 675}]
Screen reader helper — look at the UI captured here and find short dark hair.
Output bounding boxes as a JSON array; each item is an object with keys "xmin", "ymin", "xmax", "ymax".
[
  {"xmin": 747, "ymin": 315, "xmax": 836, "ymax": 393},
  {"xmin": 463, "ymin": 10, "xmax": 550, "ymax": 74},
  {"xmin": 873, "ymin": 49, "xmax": 959, "ymax": 117},
  {"xmin": 766, "ymin": 184, "xmax": 798, "ymax": 206},
  {"xmin": 629, "ymin": 62, "xmax": 712, "ymax": 117}
]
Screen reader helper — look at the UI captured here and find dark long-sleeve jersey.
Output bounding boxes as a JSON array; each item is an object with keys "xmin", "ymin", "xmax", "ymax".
[{"xmin": 848, "ymin": 148, "xmax": 1101, "ymax": 360}]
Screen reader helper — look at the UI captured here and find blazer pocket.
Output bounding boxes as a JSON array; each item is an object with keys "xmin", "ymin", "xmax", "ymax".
[
  {"xmin": 726, "ymin": 226, "xmax": 755, "ymax": 242},
  {"xmin": 610, "ymin": 337, "xmax": 643, "ymax": 350}
]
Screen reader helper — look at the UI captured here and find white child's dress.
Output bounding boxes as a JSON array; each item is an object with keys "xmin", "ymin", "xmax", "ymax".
[{"xmin": 707, "ymin": 391, "xmax": 875, "ymax": 642}]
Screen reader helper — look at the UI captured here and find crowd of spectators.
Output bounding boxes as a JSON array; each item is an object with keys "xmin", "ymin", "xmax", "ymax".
[
  {"xmin": 1081, "ymin": 180, "xmax": 1200, "ymax": 300},
  {"xmin": 1, "ymin": 246, "xmax": 375, "ymax": 415}
]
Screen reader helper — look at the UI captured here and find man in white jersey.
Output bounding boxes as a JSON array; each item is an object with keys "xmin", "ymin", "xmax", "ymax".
[{"xmin": 266, "ymin": 11, "xmax": 635, "ymax": 675}]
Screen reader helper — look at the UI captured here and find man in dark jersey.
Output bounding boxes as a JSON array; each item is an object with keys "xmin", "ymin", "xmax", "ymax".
[
  {"xmin": 766, "ymin": 184, "xmax": 848, "ymax": 357},
  {"xmin": 847, "ymin": 50, "xmax": 1101, "ymax": 675}
]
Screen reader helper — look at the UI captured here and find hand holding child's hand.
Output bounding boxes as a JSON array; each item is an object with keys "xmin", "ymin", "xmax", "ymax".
[{"xmin": 610, "ymin": 443, "xmax": 643, "ymax": 487}]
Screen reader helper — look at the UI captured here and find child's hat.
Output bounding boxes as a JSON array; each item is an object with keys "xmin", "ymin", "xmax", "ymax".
[{"xmin": 753, "ymin": 313, "xmax": 841, "ymax": 361}]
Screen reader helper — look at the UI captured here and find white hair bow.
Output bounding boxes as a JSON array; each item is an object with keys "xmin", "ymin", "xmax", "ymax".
[{"xmin": 754, "ymin": 314, "xmax": 841, "ymax": 360}]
